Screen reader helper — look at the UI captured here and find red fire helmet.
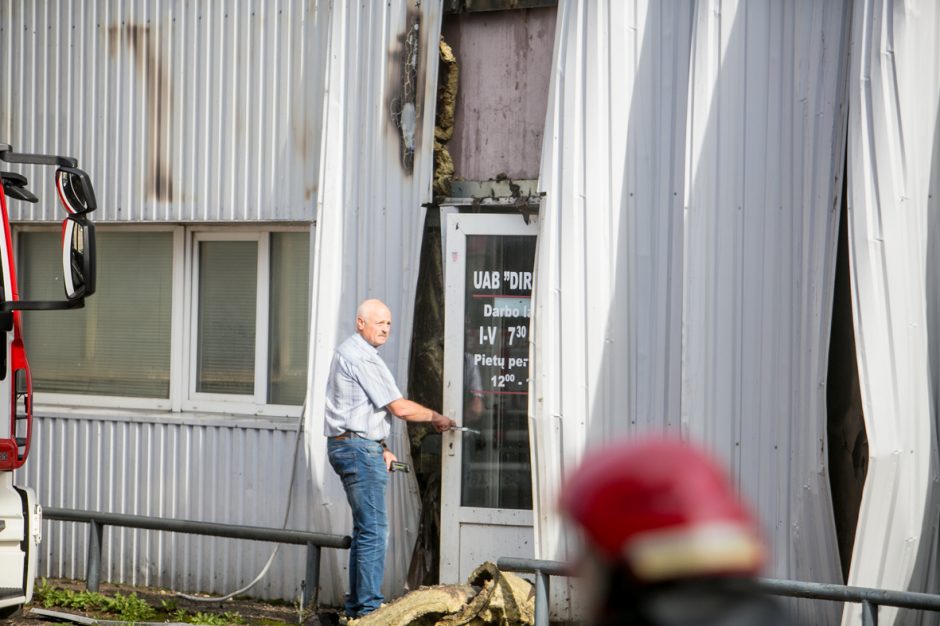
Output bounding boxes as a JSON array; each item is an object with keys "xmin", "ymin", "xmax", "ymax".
[{"xmin": 558, "ymin": 438, "xmax": 766, "ymax": 583}]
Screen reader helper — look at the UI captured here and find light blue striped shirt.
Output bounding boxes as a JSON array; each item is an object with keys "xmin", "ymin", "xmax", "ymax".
[{"xmin": 323, "ymin": 333, "xmax": 403, "ymax": 440}]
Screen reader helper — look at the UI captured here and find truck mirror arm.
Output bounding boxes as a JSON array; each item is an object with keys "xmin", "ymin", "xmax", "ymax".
[
  {"xmin": 0, "ymin": 145, "xmax": 78, "ymax": 168},
  {"xmin": 0, "ymin": 299, "xmax": 85, "ymax": 312}
]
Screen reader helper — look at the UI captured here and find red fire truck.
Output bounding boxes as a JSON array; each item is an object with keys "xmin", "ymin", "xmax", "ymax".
[{"xmin": 0, "ymin": 144, "xmax": 96, "ymax": 618}]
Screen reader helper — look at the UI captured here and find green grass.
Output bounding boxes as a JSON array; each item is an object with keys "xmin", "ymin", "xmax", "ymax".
[
  {"xmin": 33, "ymin": 581, "xmax": 157, "ymax": 621},
  {"xmin": 31, "ymin": 579, "xmax": 262, "ymax": 624}
]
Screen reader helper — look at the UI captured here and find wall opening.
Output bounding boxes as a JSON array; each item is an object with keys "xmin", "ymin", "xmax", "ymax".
[
  {"xmin": 406, "ymin": 208, "xmax": 446, "ymax": 587},
  {"xmin": 826, "ymin": 162, "xmax": 868, "ymax": 581}
]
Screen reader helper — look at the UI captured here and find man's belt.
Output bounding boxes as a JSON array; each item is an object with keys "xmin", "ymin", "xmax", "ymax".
[{"xmin": 331, "ymin": 431, "xmax": 387, "ymax": 448}]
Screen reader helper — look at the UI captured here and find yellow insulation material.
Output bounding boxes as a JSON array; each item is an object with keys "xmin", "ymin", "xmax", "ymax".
[
  {"xmin": 348, "ymin": 562, "xmax": 534, "ymax": 626},
  {"xmin": 434, "ymin": 39, "xmax": 459, "ymax": 197}
]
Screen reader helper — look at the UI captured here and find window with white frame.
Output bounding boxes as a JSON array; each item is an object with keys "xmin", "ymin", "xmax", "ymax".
[{"xmin": 16, "ymin": 226, "xmax": 310, "ymax": 417}]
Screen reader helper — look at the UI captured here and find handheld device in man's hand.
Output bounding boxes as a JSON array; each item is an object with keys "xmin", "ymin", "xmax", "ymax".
[{"xmin": 389, "ymin": 461, "xmax": 410, "ymax": 473}]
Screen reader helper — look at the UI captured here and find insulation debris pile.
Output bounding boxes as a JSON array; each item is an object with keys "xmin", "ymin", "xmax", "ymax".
[{"xmin": 349, "ymin": 562, "xmax": 535, "ymax": 626}]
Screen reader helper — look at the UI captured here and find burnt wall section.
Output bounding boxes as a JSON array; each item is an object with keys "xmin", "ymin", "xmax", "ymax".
[
  {"xmin": 441, "ymin": 8, "xmax": 555, "ymax": 182},
  {"xmin": 0, "ymin": 1, "xmax": 326, "ymax": 222},
  {"xmin": 388, "ymin": 5, "xmax": 424, "ymax": 174},
  {"xmin": 109, "ymin": 24, "xmax": 174, "ymax": 203}
]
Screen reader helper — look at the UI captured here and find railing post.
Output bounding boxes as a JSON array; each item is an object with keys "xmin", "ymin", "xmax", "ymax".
[
  {"xmin": 86, "ymin": 519, "xmax": 104, "ymax": 592},
  {"xmin": 534, "ymin": 569, "xmax": 550, "ymax": 626},
  {"xmin": 862, "ymin": 600, "xmax": 878, "ymax": 626},
  {"xmin": 303, "ymin": 542, "xmax": 321, "ymax": 610}
]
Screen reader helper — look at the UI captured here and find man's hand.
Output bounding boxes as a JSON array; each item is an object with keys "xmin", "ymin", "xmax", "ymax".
[
  {"xmin": 383, "ymin": 448, "xmax": 397, "ymax": 471},
  {"xmin": 431, "ymin": 411, "xmax": 456, "ymax": 433},
  {"xmin": 387, "ymin": 398, "xmax": 457, "ymax": 431}
]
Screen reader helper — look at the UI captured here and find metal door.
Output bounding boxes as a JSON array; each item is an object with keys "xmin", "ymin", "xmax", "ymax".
[{"xmin": 439, "ymin": 212, "xmax": 538, "ymax": 583}]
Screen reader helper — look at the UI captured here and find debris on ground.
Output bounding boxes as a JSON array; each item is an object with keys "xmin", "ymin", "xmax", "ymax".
[
  {"xmin": 349, "ymin": 562, "xmax": 534, "ymax": 626},
  {"xmin": 11, "ymin": 563, "xmax": 533, "ymax": 626}
]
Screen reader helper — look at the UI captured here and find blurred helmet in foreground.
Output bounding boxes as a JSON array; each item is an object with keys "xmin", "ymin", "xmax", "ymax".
[{"xmin": 559, "ymin": 438, "xmax": 765, "ymax": 583}]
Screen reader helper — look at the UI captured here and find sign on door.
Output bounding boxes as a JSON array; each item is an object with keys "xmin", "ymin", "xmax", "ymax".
[{"xmin": 460, "ymin": 235, "xmax": 536, "ymax": 510}]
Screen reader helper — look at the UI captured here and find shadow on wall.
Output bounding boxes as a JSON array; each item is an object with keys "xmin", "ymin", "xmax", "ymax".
[{"xmin": 587, "ymin": 2, "xmax": 692, "ymax": 446}]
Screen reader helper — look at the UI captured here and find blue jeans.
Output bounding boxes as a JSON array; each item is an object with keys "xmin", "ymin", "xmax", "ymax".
[{"xmin": 327, "ymin": 437, "xmax": 389, "ymax": 617}]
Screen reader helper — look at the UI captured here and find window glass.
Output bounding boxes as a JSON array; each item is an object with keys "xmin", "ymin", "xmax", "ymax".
[
  {"xmin": 460, "ymin": 234, "xmax": 535, "ymax": 510},
  {"xmin": 268, "ymin": 232, "xmax": 309, "ymax": 405},
  {"xmin": 19, "ymin": 231, "xmax": 173, "ymax": 397},
  {"xmin": 19, "ymin": 228, "xmax": 309, "ymax": 411},
  {"xmin": 196, "ymin": 240, "xmax": 257, "ymax": 395}
]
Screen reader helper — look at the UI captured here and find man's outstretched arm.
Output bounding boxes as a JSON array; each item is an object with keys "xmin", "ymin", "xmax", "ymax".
[{"xmin": 387, "ymin": 398, "xmax": 455, "ymax": 432}]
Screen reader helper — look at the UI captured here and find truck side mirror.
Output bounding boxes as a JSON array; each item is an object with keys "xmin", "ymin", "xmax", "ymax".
[
  {"xmin": 55, "ymin": 167, "xmax": 97, "ymax": 215},
  {"xmin": 0, "ymin": 160, "xmax": 97, "ymax": 312},
  {"xmin": 62, "ymin": 216, "xmax": 96, "ymax": 300}
]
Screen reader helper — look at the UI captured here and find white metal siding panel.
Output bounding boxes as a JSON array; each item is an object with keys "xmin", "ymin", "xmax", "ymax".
[
  {"xmin": 531, "ymin": 1, "xmax": 850, "ymax": 621},
  {"xmin": 20, "ymin": 414, "xmax": 310, "ymax": 600},
  {"xmin": 846, "ymin": 1, "xmax": 940, "ymax": 624},
  {"xmin": 530, "ymin": 2, "xmax": 695, "ymax": 619},
  {"xmin": 3, "ymin": 0, "xmax": 434, "ymax": 607},
  {"xmin": 0, "ymin": 0, "xmax": 327, "ymax": 223},
  {"xmin": 303, "ymin": 0, "xmax": 441, "ymax": 606},
  {"xmin": 683, "ymin": 6, "xmax": 849, "ymax": 619}
]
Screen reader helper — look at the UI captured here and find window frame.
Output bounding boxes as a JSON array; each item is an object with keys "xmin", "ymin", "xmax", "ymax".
[
  {"xmin": 15, "ymin": 223, "xmax": 309, "ymax": 421},
  {"xmin": 15, "ymin": 224, "xmax": 182, "ymax": 412}
]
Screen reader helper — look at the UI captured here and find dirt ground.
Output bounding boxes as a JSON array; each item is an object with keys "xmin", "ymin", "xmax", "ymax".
[
  {"xmin": 2, "ymin": 565, "xmax": 536, "ymax": 625},
  {"xmin": 3, "ymin": 578, "xmax": 340, "ymax": 625}
]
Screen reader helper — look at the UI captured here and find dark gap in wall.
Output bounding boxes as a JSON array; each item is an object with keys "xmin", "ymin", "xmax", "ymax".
[
  {"xmin": 826, "ymin": 153, "xmax": 868, "ymax": 582},
  {"xmin": 406, "ymin": 207, "xmax": 445, "ymax": 587}
]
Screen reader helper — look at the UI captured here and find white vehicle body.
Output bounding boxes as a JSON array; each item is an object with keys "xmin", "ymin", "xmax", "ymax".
[
  {"xmin": 0, "ymin": 144, "xmax": 97, "ymax": 617},
  {"xmin": 0, "ymin": 474, "xmax": 40, "ymax": 613}
]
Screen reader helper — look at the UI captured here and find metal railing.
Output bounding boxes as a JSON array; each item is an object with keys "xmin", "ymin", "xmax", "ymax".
[
  {"xmin": 44, "ymin": 507, "xmax": 351, "ymax": 609},
  {"xmin": 497, "ymin": 557, "xmax": 940, "ymax": 626}
]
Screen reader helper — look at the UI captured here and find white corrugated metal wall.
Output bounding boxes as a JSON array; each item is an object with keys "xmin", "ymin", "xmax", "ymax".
[
  {"xmin": 531, "ymin": 0, "xmax": 851, "ymax": 621},
  {"xmin": 846, "ymin": 0, "xmax": 940, "ymax": 624},
  {"xmin": 303, "ymin": 0, "xmax": 441, "ymax": 605},
  {"xmin": 2, "ymin": 0, "xmax": 440, "ymax": 605},
  {"xmin": 0, "ymin": 0, "xmax": 324, "ymax": 222},
  {"xmin": 1, "ymin": 0, "xmax": 332, "ymax": 603},
  {"xmin": 683, "ymin": 0, "xmax": 849, "ymax": 605},
  {"xmin": 1, "ymin": 0, "xmax": 438, "ymax": 605},
  {"xmin": 23, "ymin": 414, "xmax": 313, "ymax": 599}
]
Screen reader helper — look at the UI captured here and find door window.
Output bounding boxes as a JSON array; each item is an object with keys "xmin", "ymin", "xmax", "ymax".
[{"xmin": 460, "ymin": 234, "xmax": 536, "ymax": 509}]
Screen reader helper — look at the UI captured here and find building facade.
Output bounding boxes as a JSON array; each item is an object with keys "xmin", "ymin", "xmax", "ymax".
[{"xmin": 3, "ymin": 2, "xmax": 940, "ymax": 624}]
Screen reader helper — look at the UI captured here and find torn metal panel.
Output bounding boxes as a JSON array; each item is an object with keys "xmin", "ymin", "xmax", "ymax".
[{"xmin": 845, "ymin": 0, "xmax": 940, "ymax": 624}]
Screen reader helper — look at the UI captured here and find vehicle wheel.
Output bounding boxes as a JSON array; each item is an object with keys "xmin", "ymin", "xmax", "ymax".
[{"xmin": 0, "ymin": 603, "xmax": 23, "ymax": 619}]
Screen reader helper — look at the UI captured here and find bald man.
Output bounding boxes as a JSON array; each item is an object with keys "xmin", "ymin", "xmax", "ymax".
[{"xmin": 324, "ymin": 299, "xmax": 455, "ymax": 618}]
